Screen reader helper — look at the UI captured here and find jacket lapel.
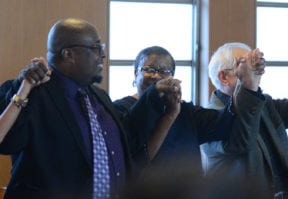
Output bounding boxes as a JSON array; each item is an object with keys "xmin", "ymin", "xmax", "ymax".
[{"xmin": 44, "ymin": 74, "xmax": 92, "ymax": 167}]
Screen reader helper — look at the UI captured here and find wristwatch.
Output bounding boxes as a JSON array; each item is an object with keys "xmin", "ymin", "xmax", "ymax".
[{"xmin": 11, "ymin": 94, "xmax": 29, "ymax": 108}]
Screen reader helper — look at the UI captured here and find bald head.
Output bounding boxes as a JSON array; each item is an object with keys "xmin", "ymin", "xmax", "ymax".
[
  {"xmin": 46, "ymin": 18, "xmax": 105, "ymax": 85},
  {"xmin": 47, "ymin": 18, "xmax": 99, "ymax": 53}
]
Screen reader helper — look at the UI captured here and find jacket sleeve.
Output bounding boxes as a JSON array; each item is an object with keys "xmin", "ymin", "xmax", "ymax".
[
  {"xmin": 269, "ymin": 96, "xmax": 288, "ymax": 128},
  {"xmin": 0, "ymin": 79, "xmax": 20, "ymax": 112},
  {"xmin": 127, "ymin": 85, "xmax": 165, "ymax": 169},
  {"xmin": 222, "ymin": 84, "xmax": 265, "ymax": 153},
  {"xmin": 0, "ymin": 79, "xmax": 31, "ymax": 154}
]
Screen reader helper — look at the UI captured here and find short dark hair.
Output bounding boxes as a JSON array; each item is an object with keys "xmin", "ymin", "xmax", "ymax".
[
  {"xmin": 134, "ymin": 46, "xmax": 176, "ymax": 75},
  {"xmin": 46, "ymin": 18, "xmax": 98, "ymax": 67}
]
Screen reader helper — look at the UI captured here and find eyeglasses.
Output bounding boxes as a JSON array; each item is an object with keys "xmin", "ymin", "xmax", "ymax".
[
  {"xmin": 60, "ymin": 43, "xmax": 105, "ymax": 55},
  {"xmin": 140, "ymin": 67, "xmax": 174, "ymax": 77},
  {"xmin": 223, "ymin": 68, "xmax": 234, "ymax": 71}
]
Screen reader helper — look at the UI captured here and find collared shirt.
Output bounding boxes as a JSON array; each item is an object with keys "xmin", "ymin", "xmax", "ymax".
[
  {"xmin": 215, "ymin": 89, "xmax": 230, "ymax": 105},
  {"xmin": 87, "ymin": 89, "xmax": 126, "ymax": 195},
  {"xmin": 53, "ymin": 70, "xmax": 126, "ymax": 196}
]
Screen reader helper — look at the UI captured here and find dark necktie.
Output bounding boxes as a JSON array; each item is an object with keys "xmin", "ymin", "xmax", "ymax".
[{"xmin": 78, "ymin": 89, "xmax": 110, "ymax": 199}]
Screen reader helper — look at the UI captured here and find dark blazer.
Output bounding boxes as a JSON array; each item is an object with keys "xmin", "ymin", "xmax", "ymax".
[
  {"xmin": 201, "ymin": 88, "xmax": 288, "ymax": 197},
  {"xmin": 0, "ymin": 73, "xmax": 132, "ymax": 199}
]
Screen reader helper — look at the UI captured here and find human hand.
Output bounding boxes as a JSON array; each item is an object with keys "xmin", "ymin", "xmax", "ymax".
[
  {"xmin": 164, "ymin": 89, "xmax": 181, "ymax": 118},
  {"xmin": 155, "ymin": 77, "xmax": 182, "ymax": 103},
  {"xmin": 234, "ymin": 48, "xmax": 265, "ymax": 91},
  {"xmin": 18, "ymin": 57, "xmax": 51, "ymax": 87}
]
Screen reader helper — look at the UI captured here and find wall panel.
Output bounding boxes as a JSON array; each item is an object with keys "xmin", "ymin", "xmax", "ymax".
[{"xmin": 0, "ymin": 0, "xmax": 108, "ymax": 89}]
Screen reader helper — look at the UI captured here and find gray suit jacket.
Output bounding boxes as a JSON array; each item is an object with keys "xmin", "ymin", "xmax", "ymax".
[{"xmin": 201, "ymin": 87, "xmax": 288, "ymax": 196}]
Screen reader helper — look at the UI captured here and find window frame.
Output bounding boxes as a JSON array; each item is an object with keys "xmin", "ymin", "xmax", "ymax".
[
  {"xmin": 257, "ymin": 1, "xmax": 288, "ymax": 67},
  {"xmin": 109, "ymin": 0, "xmax": 200, "ymax": 102}
]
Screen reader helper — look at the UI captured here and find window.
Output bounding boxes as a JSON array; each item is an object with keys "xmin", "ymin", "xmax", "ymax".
[
  {"xmin": 109, "ymin": 0, "xmax": 198, "ymax": 102},
  {"xmin": 257, "ymin": 1, "xmax": 288, "ymax": 98}
]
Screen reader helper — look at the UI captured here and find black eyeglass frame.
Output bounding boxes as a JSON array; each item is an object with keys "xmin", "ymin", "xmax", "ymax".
[
  {"xmin": 59, "ymin": 43, "xmax": 105, "ymax": 54},
  {"xmin": 140, "ymin": 66, "xmax": 174, "ymax": 76}
]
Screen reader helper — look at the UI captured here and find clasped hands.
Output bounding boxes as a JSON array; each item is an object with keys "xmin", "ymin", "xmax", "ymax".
[
  {"xmin": 155, "ymin": 77, "xmax": 182, "ymax": 113},
  {"xmin": 234, "ymin": 48, "xmax": 266, "ymax": 91}
]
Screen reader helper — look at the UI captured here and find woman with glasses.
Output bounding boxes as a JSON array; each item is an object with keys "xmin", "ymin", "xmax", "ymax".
[
  {"xmin": 114, "ymin": 46, "xmax": 180, "ymax": 165},
  {"xmin": 114, "ymin": 46, "xmax": 232, "ymax": 176}
]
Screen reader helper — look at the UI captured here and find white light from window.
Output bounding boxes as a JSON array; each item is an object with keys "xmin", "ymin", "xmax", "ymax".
[
  {"xmin": 260, "ymin": 67, "xmax": 288, "ymax": 99},
  {"xmin": 109, "ymin": 66, "xmax": 192, "ymax": 102},
  {"xmin": 109, "ymin": 66, "xmax": 136, "ymax": 101},
  {"xmin": 110, "ymin": 2, "xmax": 193, "ymax": 60},
  {"xmin": 257, "ymin": 7, "xmax": 288, "ymax": 61},
  {"xmin": 174, "ymin": 66, "xmax": 192, "ymax": 102},
  {"xmin": 109, "ymin": 1, "xmax": 194, "ymax": 102}
]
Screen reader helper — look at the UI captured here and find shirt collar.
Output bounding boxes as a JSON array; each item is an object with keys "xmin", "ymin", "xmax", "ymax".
[
  {"xmin": 215, "ymin": 89, "xmax": 231, "ymax": 105},
  {"xmin": 53, "ymin": 69, "xmax": 86, "ymax": 98}
]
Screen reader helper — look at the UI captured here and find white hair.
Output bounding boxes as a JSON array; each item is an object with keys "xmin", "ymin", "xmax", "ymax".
[{"xmin": 208, "ymin": 42, "xmax": 251, "ymax": 89}]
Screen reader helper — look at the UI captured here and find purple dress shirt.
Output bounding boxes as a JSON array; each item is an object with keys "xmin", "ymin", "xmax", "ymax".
[{"xmin": 54, "ymin": 71, "xmax": 126, "ymax": 197}]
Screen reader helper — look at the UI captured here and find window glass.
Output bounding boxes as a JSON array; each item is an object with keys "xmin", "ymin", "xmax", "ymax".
[
  {"xmin": 110, "ymin": 2, "xmax": 193, "ymax": 60},
  {"xmin": 109, "ymin": 66, "xmax": 192, "ymax": 101},
  {"xmin": 257, "ymin": 7, "xmax": 288, "ymax": 61},
  {"xmin": 174, "ymin": 66, "xmax": 192, "ymax": 102},
  {"xmin": 109, "ymin": 66, "xmax": 136, "ymax": 101},
  {"xmin": 257, "ymin": 2, "xmax": 288, "ymax": 100},
  {"xmin": 260, "ymin": 67, "xmax": 288, "ymax": 99},
  {"xmin": 109, "ymin": 1, "xmax": 195, "ymax": 102}
]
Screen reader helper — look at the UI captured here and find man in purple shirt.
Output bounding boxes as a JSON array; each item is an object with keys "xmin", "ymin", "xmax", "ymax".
[{"xmin": 0, "ymin": 18, "xmax": 132, "ymax": 199}]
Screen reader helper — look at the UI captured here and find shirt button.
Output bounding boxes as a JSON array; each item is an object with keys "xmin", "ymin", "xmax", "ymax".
[
  {"xmin": 116, "ymin": 172, "xmax": 120, "ymax": 176},
  {"xmin": 103, "ymin": 131, "xmax": 107, "ymax": 135},
  {"xmin": 111, "ymin": 151, "xmax": 115, "ymax": 155}
]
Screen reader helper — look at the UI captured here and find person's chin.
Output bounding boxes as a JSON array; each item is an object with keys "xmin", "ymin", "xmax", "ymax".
[
  {"xmin": 146, "ymin": 80, "xmax": 158, "ymax": 86},
  {"xmin": 92, "ymin": 75, "xmax": 103, "ymax": 83}
]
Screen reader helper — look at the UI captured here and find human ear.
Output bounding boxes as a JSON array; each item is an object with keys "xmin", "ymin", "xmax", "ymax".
[
  {"xmin": 218, "ymin": 70, "xmax": 229, "ymax": 86},
  {"xmin": 61, "ymin": 49, "xmax": 75, "ymax": 64}
]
